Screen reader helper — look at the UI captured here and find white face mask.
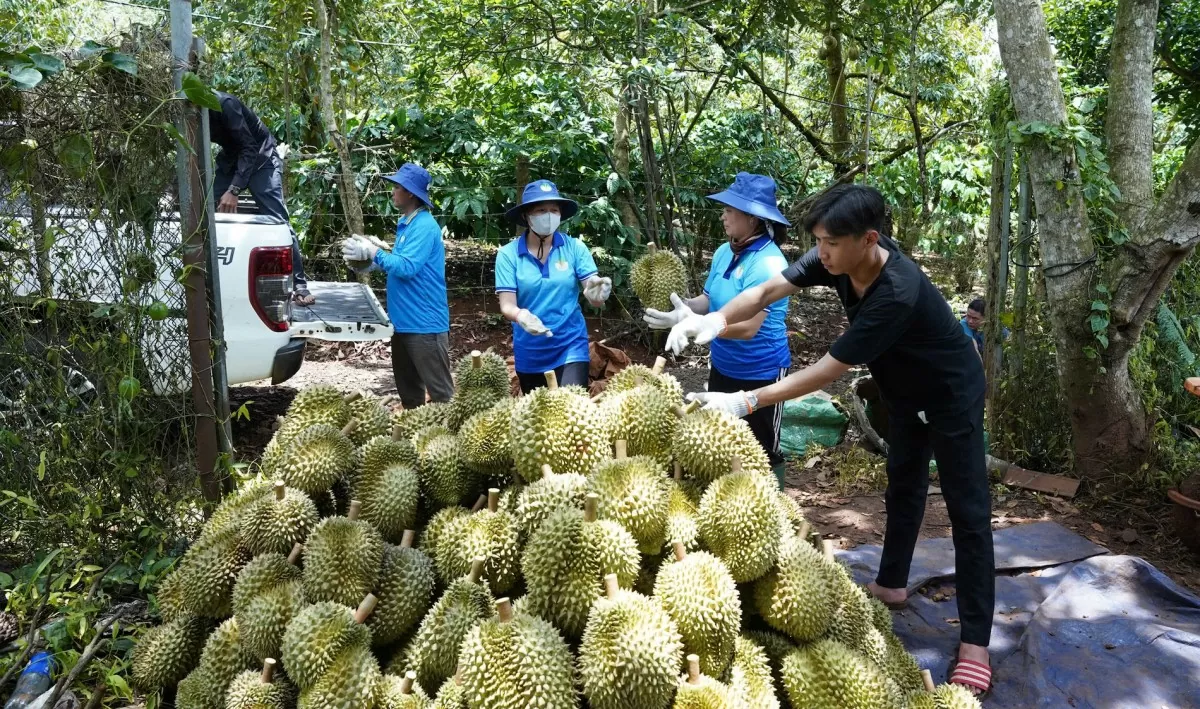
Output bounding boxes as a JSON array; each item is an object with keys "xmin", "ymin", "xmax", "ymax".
[{"xmin": 528, "ymin": 212, "xmax": 561, "ymax": 237}]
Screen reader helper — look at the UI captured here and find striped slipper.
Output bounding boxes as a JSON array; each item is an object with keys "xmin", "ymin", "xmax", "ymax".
[{"xmin": 948, "ymin": 656, "xmax": 993, "ymax": 699}]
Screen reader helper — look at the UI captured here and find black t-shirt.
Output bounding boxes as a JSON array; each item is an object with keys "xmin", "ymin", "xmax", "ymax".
[{"xmin": 781, "ymin": 236, "xmax": 984, "ymax": 414}]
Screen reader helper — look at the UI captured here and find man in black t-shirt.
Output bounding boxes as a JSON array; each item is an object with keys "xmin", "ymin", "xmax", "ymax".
[{"xmin": 667, "ymin": 184, "xmax": 994, "ymax": 697}]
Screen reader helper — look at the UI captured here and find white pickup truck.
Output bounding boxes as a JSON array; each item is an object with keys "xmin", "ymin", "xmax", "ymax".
[{"xmin": 2, "ymin": 207, "xmax": 393, "ymax": 408}]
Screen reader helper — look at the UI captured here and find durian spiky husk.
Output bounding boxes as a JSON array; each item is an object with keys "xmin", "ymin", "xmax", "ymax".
[
  {"xmin": 697, "ymin": 471, "xmax": 782, "ymax": 583},
  {"xmin": 370, "ymin": 543, "xmax": 436, "ymax": 648},
  {"xmin": 453, "ymin": 350, "xmax": 511, "ymax": 398},
  {"xmin": 663, "ymin": 481, "xmax": 700, "ymax": 553},
  {"xmin": 672, "ymin": 673, "xmax": 738, "ymax": 709},
  {"xmin": 225, "ymin": 668, "xmax": 298, "ymax": 709},
  {"xmin": 355, "ymin": 434, "xmax": 420, "ymax": 496},
  {"xmin": 176, "ymin": 527, "xmax": 251, "ymax": 619},
  {"xmin": 728, "ymin": 635, "xmax": 781, "ymax": 709},
  {"xmin": 131, "ymin": 613, "xmax": 210, "ymax": 690},
  {"xmin": 509, "ymin": 384, "xmax": 611, "ymax": 482},
  {"xmin": 418, "ymin": 506, "xmax": 471, "ymax": 559},
  {"xmin": 653, "ymin": 550, "xmax": 741, "ymax": 678},
  {"xmin": 240, "ymin": 486, "xmax": 319, "ymax": 557},
  {"xmin": 287, "ymin": 385, "xmax": 353, "ymax": 428},
  {"xmin": 175, "ymin": 618, "xmax": 257, "ymax": 709},
  {"xmin": 514, "ymin": 470, "xmax": 589, "ymax": 538},
  {"xmin": 604, "ymin": 365, "xmax": 684, "ymax": 402},
  {"xmin": 600, "ymin": 386, "xmax": 681, "ymax": 467},
  {"xmin": 433, "ymin": 507, "xmax": 521, "ymax": 593},
  {"xmin": 360, "ymin": 463, "xmax": 421, "ymax": 543},
  {"xmin": 376, "ymin": 673, "xmax": 431, "ymax": 709},
  {"xmin": 348, "ymin": 394, "xmax": 394, "ymax": 446},
  {"xmin": 589, "ymin": 455, "xmax": 671, "ymax": 555},
  {"xmin": 446, "ymin": 386, "xmax": 504, "ymax": 434},
  {"xmin": 418, "ymin": 429, "xmax": 474, "ymax": 507},
  {"xmin": 392, "ymin": 402, "xmax": 450, "ymax": 442},
  {"xmin": 521, "ymin": 507, "xmax": 640, "ymax": 639},
  {"xmin": 776, "ymin": 492, "xmax": 808, "ymax": 542},
  {"xmin": 298, "ymin": 642, "xmax": 381, "ymax": 709},
  {"xmin": 302, "ymin": 515, "xmax": 384, "ymax": 606},
  {"xmin": 931, "ymin": 683, "xmax": 985, "ymax": 708},
  {"xmin": 200, "ymin": 480, "xmax": 274, "ymax": 546},
  {"xmin": 458, "ymin": 398, "xmax": 517, "ymax": 482},
  {"xmin": 753, "ymin": 538, "xmax": 840, "ymax": 643},
  {"xmin": 630, "ymin": 247, "xmax": 687, "ymax": 313},
  {"xmin": 400, "ymin": 573, "xmax": 495, "ymax": 691},
  {"xmin": 672, "ymin": 408, "xmax": 771, "ymax": 482},
  {"xmin": 578, "ymin": 588, "xmax": 683, "ymax": 709},
  {"xmin": 280, "ymin": 601, "xmax": 371, "ymax": 690},
  {"xmin": 781, "ymin": 638, "xmax": 894, "ymax": 709},
  {"xmin": 430, "ymin": 677, "xmax": 468, "ymax": 709},
  {"xmin": 233, "ymin": 554, "xmax": 305, "ymax": 662},
  {"xmin": 155, "ymin": 565, "xmax": 188, "ymax": 622},
  {"xmin": 740, "ymin": 630, "xmax": 795, "ymax": 707},
  {"xmin": 459, "ymin": 606, "xmax": 578, "ymax": 709},
  {"xmin": 275, "ymin": 423, "xmax": 356, "ymax": 496}
]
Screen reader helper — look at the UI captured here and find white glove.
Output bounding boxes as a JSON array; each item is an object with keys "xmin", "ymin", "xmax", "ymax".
[
  {"xmin": 665, "ymin": 311, "xmax": 728, "ymax": 355},
  {"xmin": 686, "ymin": 390, "xmax": 752, "ymax": 418},
  {"xmin": 341, "ymin": 234, "xmax": 379, "ymax": 264},
  {"xmin": 643, "ymin": 292, "xmax": 693, "ymax": 330},
  {"xmin": 583, "ymin": 276, "xmax": 612, "ymax": 305},
  {"xmin": 517, "ymin": 309, "xmax": 553, "ymax": 337}
]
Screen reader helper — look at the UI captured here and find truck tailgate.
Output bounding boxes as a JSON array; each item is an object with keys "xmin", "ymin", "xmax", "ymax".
[{"xmin": 290, "ymin": 281, "xmax": 394, "ymax": 342}]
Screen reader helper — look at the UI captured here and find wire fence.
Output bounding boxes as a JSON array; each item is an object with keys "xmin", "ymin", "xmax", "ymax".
[{"xmin": 0, "ymin": 28, "xmax": 205, "ymax": 564}]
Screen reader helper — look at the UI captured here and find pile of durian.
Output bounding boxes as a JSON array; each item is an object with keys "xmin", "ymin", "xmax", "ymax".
[{"xmin": 132, "ymin": 351, "xmax": 981, "ymax": 709}]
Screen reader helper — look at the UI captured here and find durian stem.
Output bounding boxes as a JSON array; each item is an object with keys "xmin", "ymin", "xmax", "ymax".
[
  {"xmin": 496, "ymin": 598, "xmax": 513, "ymax": 623},
  {"xmin": 342, "ymin": 419, "xmax": 360, "ymax": 438},
  {"xmin": 730, "ymin": 455, "xmax": 742, "ymax": 474},
  {"xmin": 808, "ymin": 530, "xmax": 822, "ymax": 549},
  {"xmin": 604, "ymin": 574, "xmax": 619, "ymax": 599},
  {"xmin": 400, "ymin": 530, "xmax": 415, "ymax": 549},
  {"xmin": 261, "ymin": 658, "xmax": 276, "ymax": 684},
  {"xmin": 672, "ymin": 541, "xmax": 687, "ymax": 562},
  {"xmin": 471, "ymin": 350, "xmax": 483, "ymax": 369},
  {"xmin": 487, "ymin": 488, "xmax": 499, "ymax": 513},
  {"xmin": 584, "ymin": 494, "xmax": 599, "ymax": 522},
  {"xmin": 590, "ymin": 392, "xmax": 604, "ymax": 403},
  {"xmin": 614, "ymin": 440, "xmax": 628, "ymax": 459},
  {"xmin": 673, "ymin": 461, "xmax": 683, "ymax": 480},
  {"xmin": 348, "ymin": 500, "xmax": 362, "ymax": 520},
  {"xmin": 455, "ymin": 666, "xmax": 463, "ymax": 686},
  {"xmin": 274, "ymin": 415, "xmax": 285, "ymax": 430},
  {"xmin": 921, "ymin": 669, "xmax": 936, "ymax": 692},
  {"xmin": 344, "ymin": 392, "xmax": 363, "ymax": 404},
  {"xmin": 392, "ymin": 424, "xmax": 405, "ymax": 441},
  {"xmin": 675, "ymin": 400, "xmax": 702, "ymax": 419},
  {"xmin": 273, "ymin": 481, "xmax": 286, "ymax": 501},
  {"xmin": 652, "ymin": 356, "xmax": 666, "ymax": 374},
  {"xmin": 541, "ymin": 463, "xmax": 554, "ymax": 478},
  {"xmin": 472, "ymin": 494, "xmax": 487, "ymax": 512},
  {"xmin": 380, "ymin": 395, "xmax": 397, "ymax": 407},
  {"xmin": 820, "ymin": 539, "xmax": 835, "ymax": 561},
  {"xmin": 468, "ymin": 557, "xmax": 485, "ymax": 584},
  {"xmin": 400, "ymin": 671, "xmax": 417, "ymax": 695},
  {"xmin": 647, "ymin": 242, "xmax": 658, "ymax": 256},
  {"xmin": 686, "ymin": 655, "xmax": 701, "ymax": 685},
  {"xmin": 544, "ymin": 370, "xmax": 558, "ymax": 390},
  {"xmin": 354, "ymin": 594, "xmax": 378, "ymax": 624},
  {"xmin": 287, "ymin": 543, "xmax": 304, "ymax": 565},
  {"xmin": 796, "ymin": 521, "xmax": 812, "ymax": 542}
]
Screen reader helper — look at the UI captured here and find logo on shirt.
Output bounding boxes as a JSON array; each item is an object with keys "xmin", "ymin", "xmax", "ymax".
[
  {"xmin": 555, "ymin": 259, "xmax": 568, "ymax": 271},
  {"xmin": 735, "ymin": 266, "xmax": 744, "ymax": 278},
  {"xmin": 399, "ymin": 236, "xmax": 406, "ymax": 244}
]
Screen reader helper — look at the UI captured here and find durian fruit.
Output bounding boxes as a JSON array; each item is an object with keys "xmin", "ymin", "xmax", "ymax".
[
  {"xmin": 653, "ymin": 542, "xmax": 741, "ymax": 679},
  {"xmin": 672, "ymin": 403, "xmax": 771, "ymax": 482},
  {"xmin": 131, "ymin": 613, "xmax": 210, "ymax": 690},
  {"xmin": 176, "ymin": 526, "xmax": 251, "ymax": 619},
  {"xmin": 589, "ymin": 441, "xmax": 671, "ymax": 554},
  {"xmin": 459, "ymin": 598, "xmax": 578, "ymax": 709},
  {"xmin": 354, "ymin": 425, "xmax": 420, "ymax": 493},
  {"xmin": 434, "ymin": 489, "xmax": 521, "ymax": 594},
  {"xmin": 630, "ymin": 243, "xmax": 688, "ymax": 313},
  {"xmin": 663, "ymin": 468, "xmax": 700, "ymax": 553},
  {"xmin": 928, "ymin": 672, "xmax": 984, "ymax": 709},
  {"xmin": 430, "ymin": 671, "xmax": 467, "ymax": 709},
  {"xmin": 275, "ymin": 420, "xmax": 358, "ymax": 496},
  {"xmin": 696, "ymin": 459, "xmax": 782, "ymax": 583},
  {"xmin": 453, "ymin": 350, "xmax": 510, "ymax": 398},
  {"xmin": 446, "ymin": 387, "xmax": 503, "ymax": 434},
  {"xmin": 522, "ymin": 494, "xmax": 640, "ymax": 639},
  {"xmin": 870, "ymin": 595, "xmax": 894, "ymax": 636},
  {"xmin": 225, "ymin": 659, "xmax": 298, "ymax": 709},
  {"xmin": 232, "ymin": 545, "xmax": 306, "ymax": 663},
  {"xmin": 776, "ymin": 492, "xmax": 809, "ymax": 542},
  {"xmin": 579, "ymin": 574, "xmax": 683, "ymax": 709},
  {"xmin": 883, "ymin": 633, "xmax": 926, "ymax": 694},
  {"xmin": 281, "ymin": 594, "xmax": 376, "ymax": 691},
  {"xmin": 509, "ymin": 371, "xmax": 611, "ymax": 481},
  {"xmin": 727, "ymin": 635, "xmax": 781, "ymax": 709},
  {"xmin": 201, "ymin": 480, "xmax": 275, "ymax": 545},
  {"xmin": 458, "ymin": 398, "xmax": 517, "ymax": 483},
  {"xmin": 355, "ymin": 430, "xmax": 422, "ymax": 542},
  {"xmin": 781, "ymin": 638, "xmax": 893, "ymax": 709},
  {"xmin": 370, "ymin": 531, "xmax": 437, "ymax": 649},
  {"xmin": 240, "ymin": 482, "xmax": 319, "ymax": 557},
  {"xmin": 601, "ymin": 383, "xmax": 681, "ymax": 467},
  {"xmin": 514, "ymin": 463, "xmax": 589, "ymax": 538},
  {"xmin": 740, "ymin": 630, "xmax": 796, "ymax": 706},
  {"xmin": 155, "ymin": 564, "xmax": 188, "ymax": 622},
  {"xmin": 348, "ymin": 393, "xmax": 394, "ymax": 446},
  {"xmin": 303, "ymin": 500, "xmax": 384, "ymax": 606},
  {"xmin": 417, "ymin": 426, "xmax": 474, "ymax": 507},
  {"xmin": 604, "ymin": 358, "xmax": 684, "ymax": 401},
  {"xmin": 392, "ymin": 402, "xmax": 450, "ymax": 441},
  {"xmin": 673, "ymin": 654, "xmax": 738, "ymax": 709},
  {"xmin": 285, "ymin": 385, "xmax": 355, "ymax": 430},
  {"xmin": 419, "ymin": 505, "xmax": 471, "ymax": 560},
  {"xmin": 401, "ymin": 558, "xmax": 495, "ymax": 691},
  {"xmin": 753, "ymin": 537, "xmax": 840, "ymax": 643},
  {"xmin": 299, "ymin": 639, "xmax": 381, "ymax": 709},
  {"xmin": 377, "ymin": 671, "xmax": 431, "ymax": 709},
  {"xmin": 176, "ymin": 618, "xmax": 257, "ymax": 709}
]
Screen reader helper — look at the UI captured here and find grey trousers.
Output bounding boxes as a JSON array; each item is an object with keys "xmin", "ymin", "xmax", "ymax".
[
  {"xmin": 391, "ymin": 332, "xmax": 454, "ymax": 409},
  {"xmin": 213, "ymin": 155, "xmax": 309, "ymax": 291}
]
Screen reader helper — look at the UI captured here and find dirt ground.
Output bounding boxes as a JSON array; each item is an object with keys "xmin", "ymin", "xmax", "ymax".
[{"xmin": 229, "ymin": 288, "xmax": 1200, "ymax": 596}]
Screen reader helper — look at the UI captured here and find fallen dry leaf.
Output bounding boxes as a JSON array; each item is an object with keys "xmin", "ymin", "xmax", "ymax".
[{"xmin": 1091, "ymin": 522, "xmax": 1105, "ymax": 533}]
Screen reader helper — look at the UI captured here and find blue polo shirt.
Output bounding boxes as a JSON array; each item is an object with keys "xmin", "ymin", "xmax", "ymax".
[
  {"xmin": 495, "ymin": 231, "xmax": 598, "ymax": 374},
  {"xmin": 704, "ymin": 237, "xmax": 791, "ymax": 381},
  {"xmin": 373, "ymin": 208, "xmax": 449, "ymax": 334}
]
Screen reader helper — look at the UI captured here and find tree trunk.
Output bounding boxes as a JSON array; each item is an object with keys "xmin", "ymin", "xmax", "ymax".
[
  {"xmin": 314, "ymin": 0, "xmax": 364, "ymax": 239},
  {"xmin": 1011, "ymin": 158, "xmax": 1032, "ymax": 376},
  {"xmin": 1105, "ymin": 0, "xmax": 1158, "ymax": 230},
  {"xmin": 984, "ymin": 140, "xmax": 1013, "ymax": 424},
  {"xmin": 613, "ymin": 89, "xmax": 640, "ymax": 236},
  {"xmin": 823, "ymin": 4, "xmax": 851, "ymax": 172}
]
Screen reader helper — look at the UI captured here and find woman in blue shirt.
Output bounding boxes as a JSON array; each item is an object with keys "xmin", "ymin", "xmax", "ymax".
[
  {"xmin": 645, "ymin": 172, "xmax": 792, "ymax": 474},
  {"xmin": 495, "ymin": 179, "xmax": 612, "ymax": 393}
]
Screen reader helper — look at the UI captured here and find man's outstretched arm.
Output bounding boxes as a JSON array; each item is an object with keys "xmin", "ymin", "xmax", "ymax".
[
  {"xmin": 688, "ymin": 353, "xmax": 852, "ymax": 416},
  {"xmin": 665, "ymin": 273, "xmax": 799, "ymax": 354}
]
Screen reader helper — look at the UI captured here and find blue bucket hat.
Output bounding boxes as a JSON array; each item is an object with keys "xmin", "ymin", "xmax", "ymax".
[
  {"xmin": 383, "ymin": 162, "xmax": 433, "ymax": 208},
  {"xmin": 707, "ymin": 172, "xmax": 791, "ymax": 226},
  {"xmin": 504, "ymin": 179, "xmax": 579, "ymax": 226}
]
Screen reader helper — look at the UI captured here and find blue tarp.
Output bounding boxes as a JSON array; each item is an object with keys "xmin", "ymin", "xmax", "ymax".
[{"xmin": 836, "ymin": 522, "xmax": 1200, "ymax": 708}]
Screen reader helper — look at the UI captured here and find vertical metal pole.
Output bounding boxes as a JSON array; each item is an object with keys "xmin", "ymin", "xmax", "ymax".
[
  {"xmin": 193, "ymin": 36, "xmax": 234, "ymax": 471},
  {"xmin": 171, "ymin": 0, "xmax": 222, "ymax": 503}
]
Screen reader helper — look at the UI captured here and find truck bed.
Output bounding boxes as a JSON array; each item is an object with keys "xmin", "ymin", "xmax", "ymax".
[{"xmin": 290, "ymin": 281, "xmax": 393, "ymax": 341}]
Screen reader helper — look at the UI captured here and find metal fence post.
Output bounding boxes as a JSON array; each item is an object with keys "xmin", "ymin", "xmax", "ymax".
[{"xmin": 171, "ymin": 0, "xmax": 223, "ymax": 503}]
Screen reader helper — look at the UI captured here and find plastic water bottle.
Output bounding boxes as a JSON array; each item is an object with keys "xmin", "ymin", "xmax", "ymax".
[{"xmin": 3, "ymin": 651, "xmax": 53, "ymax": 709}]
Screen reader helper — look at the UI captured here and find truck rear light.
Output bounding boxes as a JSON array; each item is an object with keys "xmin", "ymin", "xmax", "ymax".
[{"xmin": 249, "ymin": 246, "xmax": 293, "ymax": 332}]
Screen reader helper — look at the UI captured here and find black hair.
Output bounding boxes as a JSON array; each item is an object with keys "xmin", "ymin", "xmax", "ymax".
[
  {"xmin": 968, "ymin": 297, "xmax": 986, "ymax": 314},
  {"xmin": 765, "ymin": 220, "xmax": 788, "ymax": 245},
  {"xmin": 802, "ymin": 184, "xmax": 887, "ymax": 238}
]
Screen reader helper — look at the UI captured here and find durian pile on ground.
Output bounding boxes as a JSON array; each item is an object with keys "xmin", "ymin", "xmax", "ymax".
[{"xmin": 133, "ymin": 350, "xmax": 981, "ymax": 709}]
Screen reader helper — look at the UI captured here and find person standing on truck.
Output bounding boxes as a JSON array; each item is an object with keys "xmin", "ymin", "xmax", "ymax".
[
  {"xmin": 494, "ymin": 179, "xmax": 612, "ymax": 393},
  {"xmin": 664, "ymin": 184, "xmax": 995, "ymax": 698},
  {"xmin": 340, "ymin": 163, "xmax": 454, "ymax": 409},
  {"xmin": 209, "ymin": 91, "xmax": 314, "ymax": 305}
]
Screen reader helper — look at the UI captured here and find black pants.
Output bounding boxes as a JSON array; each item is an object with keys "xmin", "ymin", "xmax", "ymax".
[
  {"xmin": 390, "ymin": 333, "xmax": 454, "ymax": 409},
  {"xmin": 708, "ymin": 366, "xmax": 786, "ymax": 468},
  {"xmin": 517, "ymin": 361, "xmax": 589, "ymax": 394},
  {"xmin": 214, "ymin": 155, "xmax": 308, "ymax": 292},
  {"xmin": 876, "ymin": 393, "xmax": 994, "ymax": 647}
]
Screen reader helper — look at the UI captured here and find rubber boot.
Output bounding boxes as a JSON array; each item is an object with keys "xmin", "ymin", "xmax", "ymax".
[{"xmin": 772, "ymin": 461, "xmax": 787, "ymax": 490}]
